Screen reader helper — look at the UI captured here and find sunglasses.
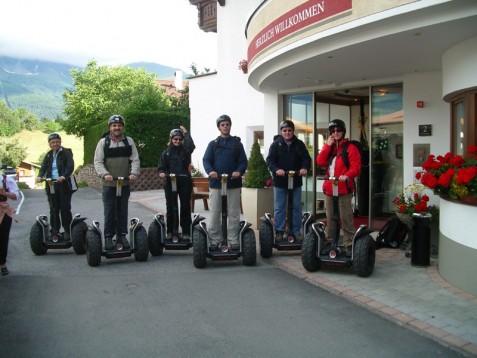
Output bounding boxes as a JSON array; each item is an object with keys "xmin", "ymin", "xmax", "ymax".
[
  {"xmin": 329, "ymin": 128, "xmax": 343, "ymax": 133},
  {"xmin": 172, "ymin": 137, "xmax": 183, "ymax": 141}
]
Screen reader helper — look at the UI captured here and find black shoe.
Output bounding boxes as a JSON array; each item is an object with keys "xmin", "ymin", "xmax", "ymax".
[
  {"xmin": 120, "ymin": 235, "xmax": 131, "ymax": 250},
  {"xmin": 230, "ymin": 242, "xmax": 240, "ymax": 250},
  {"xmin": 182, "ymin": 234, "xmax": 191, "ymax": 242},
  {"xmin": 1, "ymin": 267, "xmax": 9, "ymax": 276},
  {"xmin": 275, "ymin": 231, "xmax": 284, "ymax": 242},
  {"xmin": 105, "ymin": 236, "xmax": 114, "ymax": 250},
  {"xmin": 209, "ymin": 244, "xmax": 218, "ymax": 252}
]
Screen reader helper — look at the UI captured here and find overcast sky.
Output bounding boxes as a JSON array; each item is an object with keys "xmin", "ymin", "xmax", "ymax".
[{"xmin": 0, "ymin": 0, "xmax": 217, "ymax": 72}]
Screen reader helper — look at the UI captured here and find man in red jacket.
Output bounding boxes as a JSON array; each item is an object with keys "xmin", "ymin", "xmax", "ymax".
[{"xmin": 316, "ymin": 119, "xmax": 361, "ymax": 253}]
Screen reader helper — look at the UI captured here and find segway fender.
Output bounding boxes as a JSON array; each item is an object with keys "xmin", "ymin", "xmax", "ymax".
[
  {"xmin": 71, "ymin": 213, "xmax": 87, "ymax": 225},
  {"xmin": 90, "ymin": 220, "xmax": 103, "ymax": 237},
  {"xmin": 35, "ymin": 215, "xmax": 50, "ymax": 241},
  {"xmin": 260, "ymin": 213, "xmax": 274, "ymax": 227}
]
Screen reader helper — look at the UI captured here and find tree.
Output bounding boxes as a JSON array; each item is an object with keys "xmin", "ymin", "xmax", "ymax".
[
  {"xmin": 0, "ymin": 137, "xmax": 27, "ymax": 167},
  {"xmin": 62, "ymin": 60, "xmax": 170, "ymax": 137},
  {"xmin": 14, "ymin": 108, "xmax": 39, "ymax": 131},
  {"xmin": 244, "ymin": 142, "xmax": 271, "ymax": 188},
  {"xmin": 0, "ymin": 101, "xmax": 23, "ymax": 136}
]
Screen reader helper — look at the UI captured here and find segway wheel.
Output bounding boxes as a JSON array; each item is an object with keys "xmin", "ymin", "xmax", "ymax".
[
  {"xmin": 192, "ymin": 228, "xmax": 207, "ymax": 269},
  {"xmin": 86, "ymin": 229, "xmax": 102, "ymax": 267},
  {"xmin": 147, "ymin": 221, "xmax": 164, "ymax": 256},
  {"xmin": 134, "ymin": 226, "xmax": 149, "ymax": 262},
  {"xmin": 354, "ymin": 235, "xmax": 376, "ymax": 277},
  {"xmin": 242, "ymin": 228, "xmax": 257, "ymax": 266},
  {"xmin": 301, "ymin": 231, "xmax": 321, "ymax": 272},
  {"xmin": 258, "ymin": 221, "xmax": 273, "ymax": 258},
  {"xmin": 29, "ymin": 222, "xmax": 47, "ymax": 256},
  {"xmin": 71, "ymin": 221, "xmax": 87, "ymax": 255}
]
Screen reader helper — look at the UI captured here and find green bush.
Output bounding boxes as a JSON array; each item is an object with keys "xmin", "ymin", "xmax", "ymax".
[{"xmin": 244, "ymin": 142, "xmax": 270, "ymax": 188}]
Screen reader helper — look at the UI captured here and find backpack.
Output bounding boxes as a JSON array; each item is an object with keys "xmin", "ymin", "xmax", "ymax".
[
  {"xmin": 375, "ymin": 215, "xmax": 408, "ymax": 249},
  {"xmin": 328, "ymin": 140, "xmax": 362, "ymax": 169}
]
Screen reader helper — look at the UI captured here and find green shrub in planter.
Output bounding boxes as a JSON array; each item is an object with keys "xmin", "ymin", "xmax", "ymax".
[{"xmin": 244, "ymin": 142, "xmax": 270, "ymax": 189}]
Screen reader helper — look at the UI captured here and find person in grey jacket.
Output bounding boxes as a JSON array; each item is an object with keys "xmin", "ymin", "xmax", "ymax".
[
  {"xmin": 158, "ymin": 126, "xmax": 195, "ymax": 241},
  {"xmin": 203, "ymin": 115, "xmax": 248, "ymax": 250},
  {"xmin": 94, "ymin": 115, "xmax": 140, "ymax": 250}
]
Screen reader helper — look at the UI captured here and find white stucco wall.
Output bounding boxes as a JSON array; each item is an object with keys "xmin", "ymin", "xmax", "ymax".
[
  {"xmin": 403, "ymin": 70, "xmax": 449, "ymax": 205},
  {"xmin": 189, "ymin": 0, "xmax": 265, "ymax": 174}
]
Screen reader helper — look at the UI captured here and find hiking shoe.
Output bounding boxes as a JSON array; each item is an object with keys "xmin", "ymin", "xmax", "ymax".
[
  {"xmin": 105, "ymin": 236, "xmax": 114, "ymax": 250},
  {"xmin": 275, "ymin": 231, "xmax": 284, "ymax": 242},
  {"xmin": 120, "ymin": 235, "xmax": 131, "ymax": 250},
  {"xmin": 182, "ymin": 234, "xmax": 191, "ymax": 242}
]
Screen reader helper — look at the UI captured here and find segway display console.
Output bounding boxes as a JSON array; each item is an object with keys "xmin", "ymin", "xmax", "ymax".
[
  {"xmin": 258, "ymin": 171, "xmax": 314, "ymax": 258},
  {"xmin": 85, "ymin": 177, "xmax": 149, "ymax": 266},
  {"xmin": 29, "ymin": 178, "xmax": 87, "ymax": 255},
  {"xmin": 192, "ymin": 174, "xmax": 256, "ymax": 268},
  {"xmin": 300, "ymin": 177, "xmax": 376, "ymax": 277}
]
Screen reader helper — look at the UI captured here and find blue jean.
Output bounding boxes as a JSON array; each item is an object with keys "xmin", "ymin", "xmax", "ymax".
[
  {"xmin": 102, "ymin": 185, "xmax": 130, "ymax": 238},
  {"xmin": 274, "ymin": 186, "xmax": 302, "ymax": 235}
]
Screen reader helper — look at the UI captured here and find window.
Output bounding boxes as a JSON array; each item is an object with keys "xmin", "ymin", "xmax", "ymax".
[{"xmin": 451, "ymin": 90, "xmax": 477, "ymax": 158}]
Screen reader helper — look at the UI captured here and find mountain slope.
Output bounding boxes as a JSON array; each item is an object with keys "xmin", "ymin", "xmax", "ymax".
[{"xmin": 0, "ymin": 56, "xmax": 189, "ymax": 120}]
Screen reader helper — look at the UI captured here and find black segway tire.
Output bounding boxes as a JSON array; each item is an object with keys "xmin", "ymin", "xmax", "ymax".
[
  {"xmin": 134, "ymin": 226, "xmax": 149, "ymax": 262},
  {"xmin": 71, "ymin": 221, "xmax": 87, "ymax": 255},
  {"xmin": 258, "ymin": 221, "xmax": 273, "ymax": 258},
  {"xmin": 354, "ymin": 235, "xmax": 376, "ymax": 277},
  {"xmin": 192, "ymin": 228, "xmax": 207, "ymax": 269},
  {"xmin": 86, "ymin": 229, "xmax": 102, "ymax": 267},
  {"xmin": 29, "ymin": 222, "xmax": 48, "ymax": 256},
  {"xmin": 242, "ymin": 228, "xmax": 257, "ymax": 266},
  {"xmin": 147, "ymin": 221, "xmax": 164, "ymax": 256},
  {"xmin": 301, "ymin": 231, "xmax": 321, "ymax": 272}
]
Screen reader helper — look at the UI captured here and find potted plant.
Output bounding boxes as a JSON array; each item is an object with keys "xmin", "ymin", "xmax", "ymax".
[
  {"xmin": 242, "ymin": 142, "xmax": 273, "ymax": 228},
  {"xmin": 238, "ymin": 59, "xmax": 248, "ymax": 74}
]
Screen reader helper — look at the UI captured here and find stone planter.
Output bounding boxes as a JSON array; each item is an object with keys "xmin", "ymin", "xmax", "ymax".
[
  {"xmin": 439, "ymin": 196, "xmax": 477, "ymax": 296},
  {"xmin": 242, "ymin": 188, "xmax": 273, "ymax": 229}
]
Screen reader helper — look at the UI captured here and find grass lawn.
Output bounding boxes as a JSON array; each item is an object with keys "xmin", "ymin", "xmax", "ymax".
[{"xmin": 14, "ymin": 130, "xmax": 84, "ymax": 169}]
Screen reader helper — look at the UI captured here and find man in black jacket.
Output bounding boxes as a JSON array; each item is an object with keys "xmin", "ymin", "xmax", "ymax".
[{"xmin": 37, "ymin": 133, "xmax": 75, "ymax": 241}]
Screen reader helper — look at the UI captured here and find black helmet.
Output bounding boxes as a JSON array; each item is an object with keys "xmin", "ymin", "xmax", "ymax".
[
  {"xmin": 280, "ymin": 120, "xmax": 294, "ymax": 131},
  {"xmin": 216, "ymin": 114, "xmax": 232, "ymax": 127},
  {"xmin": 169, "ymin": 129, "xmax": 184, "ymax": 139},
  {"xmin": 48, "ymin": 133, "xmax": 61, "ymax": 142},
  {"xmin": 329, "ymin": 119, "xmax": 346, "ymax": 135},
  {"xmin": 108, "ymin": 114, "xmax": 125, "ymax": 126}
]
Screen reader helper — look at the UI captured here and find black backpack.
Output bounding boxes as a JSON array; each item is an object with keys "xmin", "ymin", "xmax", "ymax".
[{"xmin": 375, "ymin": 215, "xmax": 408, "ymax": 249}]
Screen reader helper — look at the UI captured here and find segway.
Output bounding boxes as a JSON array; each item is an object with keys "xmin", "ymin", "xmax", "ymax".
[
  {"xmin": 86, "ymin": 177, "xmax": 149, "ymax": 266},
  {"xmin": 301, "ymin": 177, "xmax": 376, "ymax": 277},
  {"xmin": 258, "ymin": 171, "xmax": 314, "ymax": 258},
  {"xmin": 29, "ymin": 178, "xmax": 88, "ymax": 255},
  {"xmin": 192, "ymin": 174, "xmax": 256, "ymax": 268},
  {"xmin": 148, "ymin": 174, "xmax": 192, "ymax": 255}
]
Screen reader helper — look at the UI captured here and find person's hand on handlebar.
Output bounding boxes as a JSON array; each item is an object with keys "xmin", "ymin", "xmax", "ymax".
[
  {"xmin": 209, "ymin": 171, "xmax": 218, "ymax": 179},
  {"xmin": 129, "ymin": 174, "xmax": 138, "ymax": 181},
  {"xmin": 276, "ymin": 169, "xmax": 285, "ymax": 177},
  {"xmin": 231, "ymin": 171, "xmax": 241, "ymax": 179}
]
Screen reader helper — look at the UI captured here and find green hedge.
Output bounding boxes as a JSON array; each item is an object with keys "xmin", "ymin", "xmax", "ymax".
[{"xmin": 83, "ymin": 109, "xmax": 189, "ymax": 168}]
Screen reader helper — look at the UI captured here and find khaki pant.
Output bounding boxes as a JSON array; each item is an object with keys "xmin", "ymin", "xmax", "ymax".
[
  {"xmin": 324, "ymin": 193, "xmax": 355, "ymax": 245},
  {"xmin": 208, "ymin": 188, "xmax": 241, "ymax": 245}
]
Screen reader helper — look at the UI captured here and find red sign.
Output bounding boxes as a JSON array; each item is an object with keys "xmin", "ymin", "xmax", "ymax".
[{"xmin": 248, "ymin": 0, "xmax": 352, "ymax": 62}]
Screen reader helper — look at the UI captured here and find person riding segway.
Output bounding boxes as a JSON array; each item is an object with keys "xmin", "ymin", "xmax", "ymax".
[
  {"xmin": 259, "ymin": 120, "xmax": 313, "ymax": 258},
  {"xmin": 30, "ymin": 133, "xmax": 87, "ymax": 255},
  {"xmin": 194, "ymin": 114, "xmax": 255, "ymax": 268},
  {"xmin": 88, "ymin": 114, "xmax": 148, "ymax": 266},
  {"xmin": 148, "ymin": 127, "xmax": 195, "ymax": 255}
]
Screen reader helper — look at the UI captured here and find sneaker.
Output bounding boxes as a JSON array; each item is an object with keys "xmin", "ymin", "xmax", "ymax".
[
  {"xmin": 275, "ymin": 231, "xmax": 284, "ymax": 242},
  {"xmin": 1, "ymin": 267, "xmax": 9, "ymax": 276},
  {"xmin": 182, "ymin": 234, "xmax": 191, "ymax": 242},
  {"xmin": 104, "ymin": 236, "xmax": 114, "ymax": 250},
  {"xmin": 120, "ymin": 235, "xmax": 131, "ymax": 250}
]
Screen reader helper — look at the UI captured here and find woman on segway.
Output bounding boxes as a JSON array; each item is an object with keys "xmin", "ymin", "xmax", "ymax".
[
  {"xmin": 36, "ymin": 133, "xmax": 76, "ymax": 241},
  {"xmin": 316, "ymin": 119, "xmax": 361, "ymax": 254},
  {"xmin": 158, "ymin": 126, "xmax": 195, "ymax": 242}
]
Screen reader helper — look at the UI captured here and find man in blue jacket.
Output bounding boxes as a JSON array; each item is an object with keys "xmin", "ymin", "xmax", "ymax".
[
  {"xmin": 203, "ymin": 115, "xmax": 248, "ymax": 250},
  {"xmin": 266, "ymin": 120, "xmax": 311, "ymax": 241}
]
